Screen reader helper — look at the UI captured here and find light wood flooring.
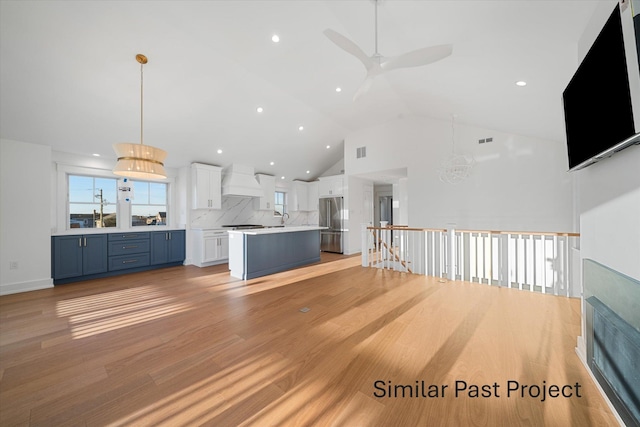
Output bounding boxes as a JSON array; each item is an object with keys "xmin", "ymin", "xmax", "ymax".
[{"xmin": 0, "ymin": 254, "xmax": 619, "ymax": 426}]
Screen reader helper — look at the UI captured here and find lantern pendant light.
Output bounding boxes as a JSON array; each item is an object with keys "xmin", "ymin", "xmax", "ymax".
[{"xmin": 113, "ymin": 54, "xmax": 167, "ymax": 179}]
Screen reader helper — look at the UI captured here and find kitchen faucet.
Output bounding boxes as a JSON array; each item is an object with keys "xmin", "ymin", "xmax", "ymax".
[{"xmin": 281, "ymin": 212, "xmax": 290, "ymax": 225}]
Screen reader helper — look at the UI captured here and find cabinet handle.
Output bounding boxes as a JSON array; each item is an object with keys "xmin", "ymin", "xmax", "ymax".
[
  {"xmin": 122, "ymin": 259, "xmax": 138, "ymax": 264},
  {"xmin": 78, "ymin": 237, "xmax": 82, "ymax": 247},
  {"xmin": 84, "ymin": 237, "xmax": 87, "ymax": 247},
  {"xmin": 169, "ymin": 232, "xmax": 172, "ymax": 240},
  {"xmin": 122, "ymin": 245, "xmax": 138, "ymax": 249}
]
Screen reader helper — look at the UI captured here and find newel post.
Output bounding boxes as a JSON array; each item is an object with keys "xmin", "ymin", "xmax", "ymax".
[{"xmin": 447, "ymin": 226, "xmax": 456, "ymax": 280}]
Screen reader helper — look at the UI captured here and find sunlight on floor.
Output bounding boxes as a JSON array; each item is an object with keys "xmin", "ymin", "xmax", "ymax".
[{"xmin": 55, "ymin": 285, "xmax": 194, "ymax": 339}]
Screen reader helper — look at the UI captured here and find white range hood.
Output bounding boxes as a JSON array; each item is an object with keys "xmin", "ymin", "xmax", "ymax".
[{"xmin": 221, "ymin": 164, "xmax": 264, "ymax": 198}]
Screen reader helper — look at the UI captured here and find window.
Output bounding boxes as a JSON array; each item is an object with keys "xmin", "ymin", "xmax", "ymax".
[
  {"xmin": 68, "ymin": 175, "xmax": 118, "ymax": 228},
  {"xmin": 131, "ymin": 181, "xmax": 168, "ymax": 226},
  {"xmin": 274, "ymin": 191, "xmax": 286, "ymax": 216}
]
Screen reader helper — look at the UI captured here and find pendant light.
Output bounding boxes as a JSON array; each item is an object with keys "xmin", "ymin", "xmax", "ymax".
[{"xmin": 113, "ymin": 54, "xmax": 167, "ymax": 179}]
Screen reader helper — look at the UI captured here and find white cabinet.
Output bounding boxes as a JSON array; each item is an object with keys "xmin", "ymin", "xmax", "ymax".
[
  {"xmin": 318, "ymin": 175, "xmax": 344, "ymax": 197},
  {"xmin": 290, "ymin": 181, "xmax": 319, "ymax": 211},
  {"xmin": 253, "ymin": 174, "xmax": 276, "ymax": 211},
  {"xmin": 290, "ymin": 181, "xmax": 309, "ymax": 211},
  {"xmin": 307, "ymin": 181, "xmax": 319, "ymax": 211},
  {"xmin": 192, "ymin": 229, "xmax": 229, "ymax": 267},
  {"xmin": 191, "ymin": 163, "xmax": 222, "ymax": 209}
]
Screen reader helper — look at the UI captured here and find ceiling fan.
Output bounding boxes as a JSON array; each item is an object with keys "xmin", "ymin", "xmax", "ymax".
[{"xmin": 324, "ymin": 0, "xmax": 453, "ymax": 101}]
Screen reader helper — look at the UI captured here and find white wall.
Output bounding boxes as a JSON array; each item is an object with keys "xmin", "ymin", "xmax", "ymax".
[
  {"xmin": 345, "ymin": 115, "xmax": 573, "ymax": 232},
  {"xmin": 1, "ymin": 139, "xmax": 53, "ymax": 294},
  {"xmin": 344, "ymin": 175, "xmax": 367, "ymax": 255},
  {"xmin": 578, "ymin": 148, "xmax": 640, "ymax": 280},
  {"xmin": 573, "ymin": 1, "xmax": 640, "ymax": 381},
  {"xmin": 576, "ymin": 0, "xmax": 640, "ymax": 282}
]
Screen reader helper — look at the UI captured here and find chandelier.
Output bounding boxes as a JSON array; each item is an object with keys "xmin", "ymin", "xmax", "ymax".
[
  {"xmin": 113, "ymin": 54, "xmax": 167, "ymax": 179},
  {"xmin": 439, "ymin": 115, "xmax": 474, "ymax": 184}
]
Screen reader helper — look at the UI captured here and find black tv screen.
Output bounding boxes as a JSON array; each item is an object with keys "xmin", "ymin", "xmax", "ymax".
[{"xmin": 563, "ymin": 4, "xmax": 636, "ymax": 170}]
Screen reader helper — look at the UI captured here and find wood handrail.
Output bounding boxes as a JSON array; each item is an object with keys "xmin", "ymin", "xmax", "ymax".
[
  {"xmin": 367, "ymin": 226, "xmax": 447, "ymax": 233},
  {"xmin": 366, "ymin": 226, "xmax": 579, "ymax": 237},
  {"xmin": 370, "ymin": 229, "xmax": 412, "ymax": 274}
]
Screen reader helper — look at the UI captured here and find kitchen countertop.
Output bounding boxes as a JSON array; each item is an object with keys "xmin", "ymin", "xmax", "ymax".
[
  {"xmin": 52, "ymin": 227, "xmax": 186, "ymax": 236},
  {"xmin": 228, "ymin": 226, "xmax": 326, "ymax": 235}
]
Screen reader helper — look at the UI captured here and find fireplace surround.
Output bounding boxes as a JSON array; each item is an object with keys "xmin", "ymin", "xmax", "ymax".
[{"xmin": 584, "ymin": 259, "xmax": 640, "ymax": 427}]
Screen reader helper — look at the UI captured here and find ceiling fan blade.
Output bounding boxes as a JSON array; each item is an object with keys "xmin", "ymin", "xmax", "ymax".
[
  {"xmin": 381, "ymin": 44, "xmax": 453, "ymax": 71},
  {"xmin": 353, "ymin": 77, "xmax": 375, "ymax": 102},
  {"xmin": 323, "ymin": 29, "xmax": 373, "ymax": 69}
]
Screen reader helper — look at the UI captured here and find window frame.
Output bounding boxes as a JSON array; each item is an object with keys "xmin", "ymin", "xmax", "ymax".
[
  {"xmin": 56, "ymin": 163, "xmax": 175, "ymax": 234},
  {"xmin": 68, "ymin": 174, "xmax": 119, "ymax": 229},
  {"xmin": 274, "ymin": 190, "xmax": 287, "ymax": 217},
  {"xmin": 130, "ymin": 180, "xmax": 169, "ymax": 227}
]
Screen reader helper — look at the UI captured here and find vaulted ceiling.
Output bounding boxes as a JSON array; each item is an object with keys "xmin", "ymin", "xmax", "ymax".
[{"xmin": 0, "ymin": 1, "xmax": 601, "ymax": 181}]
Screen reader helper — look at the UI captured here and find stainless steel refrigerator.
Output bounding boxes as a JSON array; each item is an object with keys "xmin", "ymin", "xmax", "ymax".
[{"xmin": 319, "ymin": 196, "xmax": 344, "ymax": 253}]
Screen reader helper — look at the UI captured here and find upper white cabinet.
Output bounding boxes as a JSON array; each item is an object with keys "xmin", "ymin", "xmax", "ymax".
[
  {"xmin": 191, "ymin": 163, "xmax": 222, "ymax": 209},
  {"xmin": 290, "ymin": 180, "xmax": 320, "ymax": 211},
  {"xmin": 290, "ymin": 181, "xmax": 309, "ymax": 211},
  {"xmin": 254, "ymin": 174, "xmax": 276, "ymax": 211},
  {"xmin": 307, "ymin": 181, "xmax": 319, "ymax": 211},
  {"xmin": 318, "ymin": 175, "xmax": 344, "ymax": 197}
]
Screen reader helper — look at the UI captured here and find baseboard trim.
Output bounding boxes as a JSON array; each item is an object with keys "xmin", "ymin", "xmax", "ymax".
[
  {"xmin": 575, "ymin": 347, "xmax": 626, "ymax": 427},
  {"xmin": 0, "ymin": 278, "xmax": 54, "ymax": 296}
]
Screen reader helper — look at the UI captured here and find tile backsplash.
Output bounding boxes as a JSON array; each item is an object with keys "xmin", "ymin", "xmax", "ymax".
[{"xmin": 190, "ymin": 196, "xmax": 318, "ymax": 229}]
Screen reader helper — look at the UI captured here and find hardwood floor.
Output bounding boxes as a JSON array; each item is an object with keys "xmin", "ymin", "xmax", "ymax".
[{"xmin": 0, "ymin": 254, "xmax": 619, "ymax": 426}]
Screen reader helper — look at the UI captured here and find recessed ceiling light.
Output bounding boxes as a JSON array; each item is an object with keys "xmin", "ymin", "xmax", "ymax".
[
  {"xmin": 92, "ymin": 153, "xmax": 100, "ymax": 157},
  {"xmin": 256, "ymin": 106, "xmax": 264, "ymax": 113},
  {"xmin": 272, "ymin": 34, "xmax": 280, "ymax": 43},
  {"xmin": 516, "ymin": 81, "xmax": 527, "ymax": 87},
  {"xmin": 326, "ymin": 145, "xmax": 331, "ymax": 149},
  {"xmin": 270, "ymin": 161, "xmax": 275, "ymax": 166},
  {"xmin": 281, "ymin": 176, "xmax": 285, "ymax": 180},
  {"xmin": 335, "ymin": 87, "xmax": 342, "ymax": 93},
  {"xmin": 306, "ymin": 170, "xmax": 310, "ymax": 174},
  {"xmin": 217, "ymin": 149, "xmax": 223, "ymax": 154},
  {"xmin": 298, "ymin": 125, "xmax": 304, "ymax": 131}
]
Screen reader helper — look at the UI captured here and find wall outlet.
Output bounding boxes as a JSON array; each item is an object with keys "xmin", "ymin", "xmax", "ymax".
[{"xmin": 9, "ymin": 261, "xmax": 18, "ymax": 270}]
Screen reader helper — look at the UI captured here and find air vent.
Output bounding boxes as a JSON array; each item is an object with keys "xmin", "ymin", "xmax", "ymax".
[
  {"xmin": 356, "ymin": 146, "xmax": 367, "ymax": 158},
  {"xmin": 478, "ymin": 137, "xmax": 493, "ymax": 144}
]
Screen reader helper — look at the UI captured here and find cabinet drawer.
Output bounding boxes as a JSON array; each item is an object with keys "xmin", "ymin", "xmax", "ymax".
[
  {"xmin": 109, "ymin": 239, "xmax": 150, "ymax": 256},
  {"xmin": 108, "ymin": 232, "xmax": 150, "ymax": 242},
  {"xmin": 108, "ymin": 253, "xmax": 150, "ymax": 271}
]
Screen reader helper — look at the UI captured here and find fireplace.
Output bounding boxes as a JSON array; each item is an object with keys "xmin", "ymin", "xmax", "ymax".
[{"xmin": 584, "ymin": 260, "xmax": 640, "ymax": 427}]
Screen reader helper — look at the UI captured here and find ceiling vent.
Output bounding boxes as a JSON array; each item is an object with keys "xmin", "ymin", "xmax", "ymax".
[{"xmin": 356, "ymin": 146, "xmax": 367, "ymax": 159}]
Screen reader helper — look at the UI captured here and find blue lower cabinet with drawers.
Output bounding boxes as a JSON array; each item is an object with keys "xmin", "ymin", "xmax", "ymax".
[{"xmin": 51, "ymin": 230, "xmax": 185, "ymax": 284}]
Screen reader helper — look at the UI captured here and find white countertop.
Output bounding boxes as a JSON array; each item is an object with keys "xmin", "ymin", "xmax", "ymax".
[
  {"xmin": 228, "ymin": 226, "xmax": 326, "ymax": 235},
  {"xmin": 190, "ymin": 228, "xmax": 226, "ymax": 231},
  {"xmin": 52, "ymin": 227, "xmax": 186, "ymax": 236}
]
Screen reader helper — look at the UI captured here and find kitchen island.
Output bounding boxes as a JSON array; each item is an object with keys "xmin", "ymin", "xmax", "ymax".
[{"xmin": 228, "ymin": 226, "xmax": 324, "ymax": 280}]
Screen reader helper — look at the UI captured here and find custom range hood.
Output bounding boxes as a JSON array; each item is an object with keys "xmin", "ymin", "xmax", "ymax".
[{"xmin": 221, "ymin": 164, "xmax": 264, "ymax": 198}]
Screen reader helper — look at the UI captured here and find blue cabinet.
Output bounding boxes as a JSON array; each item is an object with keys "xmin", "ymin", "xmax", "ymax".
[
  {"xmin": 52, "ymin": 230, "xmax": 185, "ymax": 284},
  {"xmin": 52, "ymin": 235, "xmax": 108, "ymax": 280},
  {"xmin": 108, "ymin": 233, "xmax": 151, "ymax": 271},
  {"xmin": 151, "ymin": 230, "xmax": 185, "ymax": 265}
]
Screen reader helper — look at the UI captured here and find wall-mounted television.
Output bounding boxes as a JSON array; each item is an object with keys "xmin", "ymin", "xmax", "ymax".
[{"xmin": 563, "ymin": 3, "xmax": 639, "ymax": 171}]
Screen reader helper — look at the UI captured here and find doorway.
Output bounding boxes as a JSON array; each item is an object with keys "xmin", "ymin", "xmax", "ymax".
[{"xmin": 379, "ymin": 195, "xmax": 393, "ymax": 226}]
